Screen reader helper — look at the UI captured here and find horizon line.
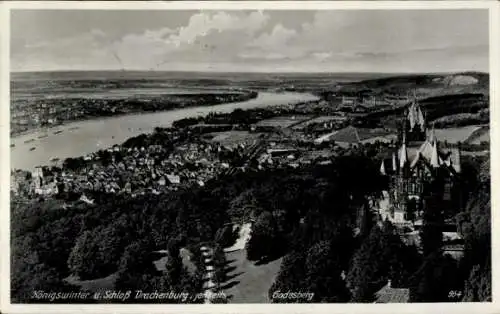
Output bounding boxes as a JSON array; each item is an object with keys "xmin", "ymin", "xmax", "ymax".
[{"xmin": 10, "ymin": 69, "xmax": 489, "ymax": 75}]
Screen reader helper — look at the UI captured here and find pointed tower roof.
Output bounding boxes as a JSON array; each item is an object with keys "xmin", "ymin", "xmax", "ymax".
[
  {"xmin": 408, "ymin": 105, "xmax": 416, "ymax": 130},
  {"xmin": 392, "ymin": 152, "xmax": 397, "ymax": 172},
  {"xmin": 430, "ymin": 140, "xmax": 440, "ymax": 168},
  {"xmin": 399, "ymin": 133, "xmax": 408, "ymax": 168},
  {"xmin": 417, "ymin": 106, "xmax": 425, "ymax": 131},
  {"xmin": 412, "ymin": 140, "xmax": 433, "ymax": 168},
  {"xmin": 380, "ymin": 160, "xmax": 386, "ymax": 175}
]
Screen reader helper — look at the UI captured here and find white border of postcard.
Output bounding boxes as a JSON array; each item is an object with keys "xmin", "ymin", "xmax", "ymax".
[{"xmin": 1, "ymin": 1, "xmax": 499, "ymax": 314}]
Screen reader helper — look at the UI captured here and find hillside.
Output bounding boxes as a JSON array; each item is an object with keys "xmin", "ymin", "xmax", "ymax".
[
  {"xmin": 336, "ymin": 72, "xmax": 489, "ymax": 97},
  {"xmin": 333, "ymin": 72, "xmax": 490, "ymax": 128}
]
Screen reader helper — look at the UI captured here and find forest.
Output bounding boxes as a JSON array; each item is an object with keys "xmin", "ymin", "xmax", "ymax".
[{"xmin": 11, "ymin": 145, "xmax": 490, "ymax": 303}]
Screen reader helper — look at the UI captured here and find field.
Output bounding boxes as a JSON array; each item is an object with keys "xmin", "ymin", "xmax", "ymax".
[
  {"xmin": 468, "ymin": 132, "xmax": 490, "ymax": 145},
  {"xmin": 434, "ymin": 125, "xmax": 485, "ymax": 144},
  {"xmin": 208, "ymin": 131, "xmax": 263, "ymax": 147},
  {"xmin": 465, "ymin": 126, "xmax": 490, "ymax": 144},
  {"xmin": 223, "ymin": 249, "xmax": 283, "ymax": 303},
  {"xmin": 254, "ymin": 115, "xmax": 313, "ymax": 128},
  {"xmin": 315, "ymin": 126, "xmax": 395, "ymax": 144},
  {"xmin": 218, "ymin": 223, "xmax": 282, "ymax": 303},
  {"xmin": 292, "ymin": 115, "xmax": 348, "ymax": 130}
]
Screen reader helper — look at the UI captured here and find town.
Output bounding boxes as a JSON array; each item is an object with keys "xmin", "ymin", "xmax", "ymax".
[
  {"xmin": 7, "ymin": 6, "xmax": 493, "ymax": 309},
  {"xmin": 10, "ymin": 82, "xmax": 258, "ymax": 137},
  {"xmin": 10, "ymin": 72, "xmax": 490, "ymax": 304}
]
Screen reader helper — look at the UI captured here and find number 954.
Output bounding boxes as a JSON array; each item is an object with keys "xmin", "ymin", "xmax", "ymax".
[{"xmin": 448, "ymin": 291, "xmax": 463, "ymax": 299}]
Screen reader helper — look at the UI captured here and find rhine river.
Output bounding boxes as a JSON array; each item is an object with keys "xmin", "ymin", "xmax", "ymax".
[{"xmin": 11, "ymin": 92, "xmax": 319, "ymax": 170}]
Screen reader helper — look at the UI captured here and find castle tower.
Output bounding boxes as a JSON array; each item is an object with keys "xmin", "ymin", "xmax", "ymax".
[
  {"xmin": 380, "ymin": 160, "xmax": 386, "ymax": 175},
  {"xmin": 402, "ymin": 91, "xmax": 426, "ymax": 143},
  {"xmin": 399, "ymin": 132, "xmax": 409, "ymax": 174},
  {"xmin": 392, "ymin": 152, "xmax": 397, "ymax": 172}
]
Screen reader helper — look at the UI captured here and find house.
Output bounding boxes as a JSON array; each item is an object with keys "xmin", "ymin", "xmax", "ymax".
[
  {"xmin": 353, "ymin": 104, "xmax": 369, "ymax": 113},
  {"xmin": 374, "ymin": 280, "xmax": 410, "ymax": 303},
  {"xmin": 166, "ymin": 174, "xmax": 181, "ymax": 184},
  {"xmin": 80, "ymin": 194, "xmax": 95, "ymax": 205},
  {"xmin": 341, "ymin": 95, "xmax": 359, "ymax": 105}
]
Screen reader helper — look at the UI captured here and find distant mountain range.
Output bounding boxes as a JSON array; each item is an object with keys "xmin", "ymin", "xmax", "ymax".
[{"xmin": 10, "ymin": 70, "xmax": 488, "ymax": 83}]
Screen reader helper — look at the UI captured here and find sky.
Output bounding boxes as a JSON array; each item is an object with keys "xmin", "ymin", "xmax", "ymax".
[{"xmin": 10, "ymin": 9, "xmax": 489, "ymax": 73}]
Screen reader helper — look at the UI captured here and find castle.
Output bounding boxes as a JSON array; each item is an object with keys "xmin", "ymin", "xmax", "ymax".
[{"xmin": 379, "ymin": 96, "xmax": 463, "ymax": 226}]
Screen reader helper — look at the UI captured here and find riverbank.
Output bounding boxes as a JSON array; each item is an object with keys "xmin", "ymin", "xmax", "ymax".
[
  {"xmin": 11, "ymin": 90, "xmax": 258, "ymax": 137},
  {"xmin": 11, "ymin": 92, "xmax": 319, "ymax": 170}
]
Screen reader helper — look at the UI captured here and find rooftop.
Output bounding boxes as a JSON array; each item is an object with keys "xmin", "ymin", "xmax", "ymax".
[{"xmin": 374, "ymin": 282, "xmax": 410, "ymax": 303}]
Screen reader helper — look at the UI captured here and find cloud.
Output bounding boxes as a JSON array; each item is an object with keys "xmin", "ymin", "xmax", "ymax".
[
  {"xmin": 169, "ymin": 11, "xmax": 268, "ymax": 46},
  {"xmin": 110, "ymin": 11, "xmax": 271, "ymax": 68},
  {"xmin": 11, "ymin": 10, "xmax": 489, "ymax": 72},
  {"xmin": 248, "ymin": 24, "xmax": 297, "ymax": 50}
]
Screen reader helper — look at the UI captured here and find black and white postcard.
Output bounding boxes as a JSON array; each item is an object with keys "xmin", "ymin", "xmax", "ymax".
[{"xmin": 1, "ymin": 1, "xmax": 498, "ymax": 313}]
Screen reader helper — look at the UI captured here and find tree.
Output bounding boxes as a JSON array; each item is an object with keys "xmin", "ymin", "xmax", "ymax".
[
  {"xmin": 68, "ymin": 223, "xmax": 128, "ymax": 279},
  {"xmin": 67, "ymin": 230, "xmax": 101, "ymax": 279},
  {"xmin": 463, "ymin": 262, "xmax": 491, "ymax": 302},
  {"xmin": 269, "ymin": 250, "xmax": 307, "ymax": 303},
  {"xmin": 63, "ymin": 157, "xmax": 86, "ymax": 171},
  {"xmin": 246, "ymin": 212, "xmax": 286, "ymax": 262},
  {"xmin": 270, "ymin": 241, "xmax": 351, "ymax": 303},
  {"xmin": 409, "ymin": 252, "xmax": 462, "ymax": 302},
  {"xmin": 347, "ymin": 222, "xmax": 421, "ymax": 302},
  {"xmin": 12, "ymin": 262, "xmax": 80, "ymax": 303},
  {"xmin": 115, "ymin": 242, "xmax": 158, "ymax": 292},
  {"xmin": 215, "ymin": 225, "xmax": 237, "ymax": 248},
  {"xmin": 303, "ymin": 241, "xmax": 350, "ymax": 302},
  {"xmin": 228, "ymin": 189, "xmax": 262, "ymax": 222},
  {"xmin": 118, "ymin": 241, "xmax": 155, "ymax": 274},
  {"xmin": 212, "ymin": 244, "xmax": 227, "ymax": 286},
  {"xmin": 458, "ymin": 157, "xmax": 491, "ymax": 302},
  {"xmin": 165, "ymin": 253, "xmax": 184, "ymax": 287}
]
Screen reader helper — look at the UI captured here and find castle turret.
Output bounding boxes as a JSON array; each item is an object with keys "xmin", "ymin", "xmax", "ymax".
[
  {"xmin": 430, "ymin": 140, "xmax": 440, "ymax": 168},
  {"xmin": 399, "ymin": 133, "xmax": 408, "ymax": 169},
  {"xmin": 380, "ymin": 160, "xmax": 386, "ymax": 175},
  {"xmin": 404, "ymin": 91, "xmax": 426, "ymax": 142},
  {"xmin": 392, "ymin": 152, "xmax": 397, "ymax": 172},
  {"xmin": 417, "ymin": 106, "xmax": 425, "ymax": 132}
]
